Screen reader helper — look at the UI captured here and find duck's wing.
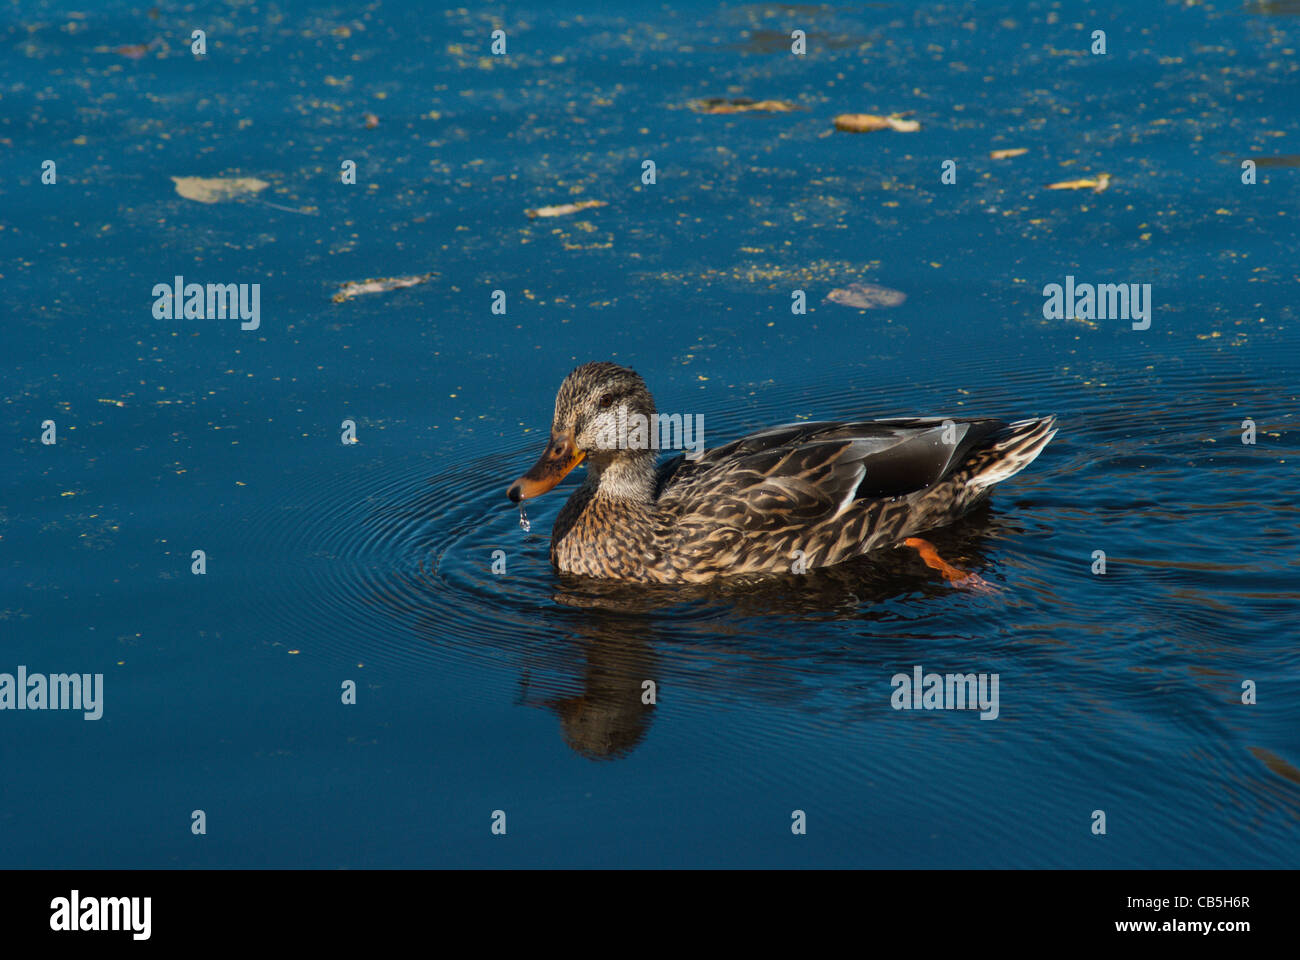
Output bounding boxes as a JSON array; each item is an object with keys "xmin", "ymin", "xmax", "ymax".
[{"xmin": 655, "ymin": 418, "xmax": 1009, "ymax": 528}]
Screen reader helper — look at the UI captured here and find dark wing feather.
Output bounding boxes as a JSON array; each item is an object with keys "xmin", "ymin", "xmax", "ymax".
[{"xmin": 656, "ymin": 417, "xmax": 1008, "ymax": 523}]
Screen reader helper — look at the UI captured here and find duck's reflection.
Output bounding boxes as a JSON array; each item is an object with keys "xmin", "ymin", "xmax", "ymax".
[
  {"xmin": 511, "ymin": 505, "xmax": 1009, "ymax": 759},
  {"xmin": 517, "ymin": 627, "xmax": 658, "ymax": 761},
  {"xmin": 389, "ymin": 505, "xmax": 1011, "ymax": 761}
]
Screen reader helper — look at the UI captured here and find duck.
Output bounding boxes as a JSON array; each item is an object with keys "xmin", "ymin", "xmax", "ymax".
[{"xmin": 507, "ymin": 362, "xmax": 1057, "ymax": 584}]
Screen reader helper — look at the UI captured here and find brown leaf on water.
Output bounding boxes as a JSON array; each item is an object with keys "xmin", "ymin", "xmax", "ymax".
[
  {"xmin": 114, "ymin": 42, "xmax": 153, "ymax": 59},
  {"xmin": 94, "ymin": 39, "xmax": 160, "ymax": 58},
  {"xmin": 1243, "ymin": 155, "xmax": 1300, "ymax": 167},
  {"xmin": 690, "ymin": 97, "xmax": 799, "ymax": 114},
  {"xmin": 727, "ymin": 28, "xmax": 865, "ymax": 53},
  {"xmin": 525, "ymin": 199, "xmax": 607, "ymax": 218},
  {"xmin": 332, "ymin": 273, "xmax": 436, "ymax": 303},
  {"xmin": 833, "ymin": 113, "xmax": 919, "ymax": 133},
  {"xmin": 833, "ymin": 113, "xmax": 889, "ymax": 132},
  {"xmin": 990, "ymin": 147, "xmax": 1029, "ymax": 159},
  {"xmin": 825, "ymin": 283, "xmax": 907, "ymax": 309},
  {"xmin": 364, "ymin": 112, "xmax": 379, "ymax": 129},
  {"xmin": 1046, "ymin": 173, "xmax": 1111, "ymax": 193},
  {"xmin": 171, "ymin": 176, "xmax": 270, "ymax": 204}
]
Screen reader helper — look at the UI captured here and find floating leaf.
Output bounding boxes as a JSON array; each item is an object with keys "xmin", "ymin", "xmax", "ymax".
[
  {"xmin": 990, "ymin": 147, "xmax": 1029, "ymax": 159},
  {"xmin": 114, "ymin": 42, "xmax": 153, "ymax": 59},
  {"xmin": 1245, "ymin": 0, "xmax": 1300, "ymax": 15},
  {"xmin": 1046, "ymin": 173, "xmax": 1111, "ymax": 193},
  {"xmin": 364, "ymin": 112, "xmax": 379, "ymax": 129},
  {"xmin": 885, "ymin": 117, "xmax": 921, "ymax": 132},
  {"xmin": 171, "ymin": 176, "xmax": 270, "ymax": 204},
  {"xmin": 833, "ymin": 113, "xmax": 919, "ymax": 133},
  {"xmin": 1242, "ymin": 155, "xmax": 1300, "ymax": 167},
  {"xmin": 332, "ymin": 273, "xmax": 435, "ymax": 302},
  {"xmin": 525, "ymin": 199, "xmax": 607, "ymax": 218},
  {"xmin": 825, "ymin": 283, "xmax": 907, "ymax": 309},
  {"xmin": 728, "ymin": 29, "xmax": 864, "ymax": 53},
  {"xmin": 689, "ymin": 97, "xmax": 799, "ymax": 114},
  {"xmin": 834, "ymin": 113, "xmax": 890, "ymax": 132}
]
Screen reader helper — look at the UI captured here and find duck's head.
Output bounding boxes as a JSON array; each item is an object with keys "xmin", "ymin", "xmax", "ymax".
[{"xmin": 507, "ymin": 362, "xmax": 656, "ymax": 502}]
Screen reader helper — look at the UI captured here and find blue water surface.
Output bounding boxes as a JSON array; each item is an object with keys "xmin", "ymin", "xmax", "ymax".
[{"xmin": 2, "ymin": 0, "xmax": 1298, "ymax": 867}]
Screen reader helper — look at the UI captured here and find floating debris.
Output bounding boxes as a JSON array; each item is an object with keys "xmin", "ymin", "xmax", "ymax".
[
  {"xmin": 1046, "ymin": 173, "xmax": 1111, "ymax": 193},
  {"xmin": 525, "ymin": 199, "xmax": 607, "ymax": 219},
  {"xmin": 363, "ymin": 112, "xmax": 379, "ymax": 129},
  {"xmin": 825, "ymin": 283, "xmax": 908, "ymax": 309},
  {"xmin": 832, "ymin": 113, "xmax": 920, "ymax": 133},
  {"xmin": 1245, "ymin": 0, "xmax": 1300, "ymax": 16},
  {"xmin": 171, "ymin": 176, "xmax": 270, "ymax": 204},
  {"xmin": 332, "ymin": 273, "xmax": 435, "ymax": 302},
  {"xmin": 113, "ymin": 42, "xmax": 155, "ymax": 59},
  {"xmin": 990, "ymin": 147, "xmax": 1029, "ymax": 159},
  {"xmin": 690, "ymin": 97, "xmax": 799, "ymax": 114},
  {"xmin": 728, "ymin": 30, "xmax": 864, "ymax": 53},
  {"xmin": 250, "ymin": 197, "xmax": 317, "ymax": 216},
  {"xmin": 1241, "ymin": 155, "xmax": 1300, "ymax": 167},
  {"xmin": 519, "ymin": 504, "xmax": 531, "ymax": 533}
]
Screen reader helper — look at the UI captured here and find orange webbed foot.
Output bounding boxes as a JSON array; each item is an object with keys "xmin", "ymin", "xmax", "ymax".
[{"xmin": 902, "ymin": 537, "xmax": 998, "ymax": 594}]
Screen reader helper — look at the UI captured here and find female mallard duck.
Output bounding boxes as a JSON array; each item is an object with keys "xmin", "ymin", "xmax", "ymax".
[{"xmin": 507, "ymin": 362, "xmax": 1057, "ymax": 584}]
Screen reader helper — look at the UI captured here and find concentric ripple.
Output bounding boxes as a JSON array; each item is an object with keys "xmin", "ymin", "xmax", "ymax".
[
  {"xmin": 228, "ymin": 370, "xmax": 1051, "ymax": 700},
  {"xmin": 220, "ymin": 345, "xmax": 1300, "ymax": 818}
]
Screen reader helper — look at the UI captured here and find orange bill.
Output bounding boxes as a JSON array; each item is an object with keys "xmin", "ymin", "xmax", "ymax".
[{"xmin": 507, "ymin": 433, "xmax": 585, "ymax": 502}]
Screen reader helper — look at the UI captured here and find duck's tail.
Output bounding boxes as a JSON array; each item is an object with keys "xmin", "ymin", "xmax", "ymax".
[{"xmin": 965, "ymin": 415, "xmax": 1058, "ymax": 490}]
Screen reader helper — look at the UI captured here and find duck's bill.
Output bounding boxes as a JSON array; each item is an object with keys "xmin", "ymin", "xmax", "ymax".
[{"xmin": 507, "ymin": 438, "xmax": 585, "ymax": 502}]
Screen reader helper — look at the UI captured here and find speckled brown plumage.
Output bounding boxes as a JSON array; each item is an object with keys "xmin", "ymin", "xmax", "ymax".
[{"xmin": 508, "ymin": 363, "xmax": 1058, "ymax": 584}]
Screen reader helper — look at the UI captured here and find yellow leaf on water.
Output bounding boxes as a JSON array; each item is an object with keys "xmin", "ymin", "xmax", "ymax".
[
  {"xmin": 833, "ymin": 113, "xmax": 920, "ymax": 133},
  {"xmin": 690, "ymin": 98, "xmax": 799, "ymax": 114},
  {"xmin": 171, "ymin": 176, "xmax": 270, "ymax": 204},
  {"xmin": 825, "ymin": 283, "xmax": 908, "ymax": 309},
  {"xmin": 990, "ymin": 147, "xmax": 1029, "ymax": 159},
  {"xmin": 885, "ymin": 116, "xmax": 921, "ymax": 132},
  {"xmin": 332, "ymin": 273, "xmax": 435, "ymax": 302},
  {"xmin": 833, "ymin": 114, "xmax": 889, "ymax": 132},
  {"xmin": 1046, "ymin": 173, "xmax": 1111, "ymax": 193},
  {"xmin": 525, "ymin": 199, "xmax": 607, "ymax": 218}
]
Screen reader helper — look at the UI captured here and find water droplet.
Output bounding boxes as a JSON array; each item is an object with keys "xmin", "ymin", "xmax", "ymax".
[{"xmin": 518, "ymin": 504, "xmax": 530, "ymax": 533}]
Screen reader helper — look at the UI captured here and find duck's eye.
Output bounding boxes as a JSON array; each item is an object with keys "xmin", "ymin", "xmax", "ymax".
[{"xmin": 598, "ymin": 393, "xmax": 615, "ymax": 409}]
